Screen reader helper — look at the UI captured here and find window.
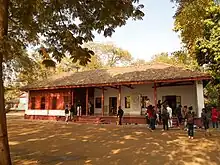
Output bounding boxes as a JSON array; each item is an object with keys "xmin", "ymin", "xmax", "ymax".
[
  {"xmin": 63, "ymin": 96, "xmax": 70, "ymax": 109},
  {"xmin": 176, "ymin": 96, "xmax": 181, "ymax": 107},
  {"xmin": 31, "ymin": 97, "xmax": 36, "ymax": 109},
  {"xmin": 125, "ymin": 96, "xmax": 131, "ymax": 108},
  {"xmin": 141, "ymin": 96, "xmax": 149, "ymax": 108},
  {"xmin": 52, "ymin": 97, "xmax": 57, "ymax": 109},
  {"xmin": 95, "ymin": 97, "xmax": 101, "ymax": 108},
  {"xmin": 40, "ymin": 97, "xmax": 46, "ymax": 109}
]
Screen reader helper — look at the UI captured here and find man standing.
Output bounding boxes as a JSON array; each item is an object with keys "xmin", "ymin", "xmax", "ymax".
[
  {"xmin": 117, "ymin": 106, "xmax": 124, "ymax": 125},
  {"xmin": 176, "ymin": 105, "xmax": 182, "ymax": 127},
  {"xmin": 76, "ymin": 101, "xmax": 82, "ymax": 117},
  {"xmin": 167, "ymin": 105, "xmax": 172, "ymax": 128},
  {"xmin": 65, "ymin": 105, "xmax": 69, "ymax": 124},
  {"xmin": 162, "ymin": 105, "xmax": 169, "ymax": 131},
  {"xmin": 70, "ymin": 104, "xmax": 75, "ymax": 121},
  {"xmin": 186, "ymin": 110, "xmax": 194, "ymax": 139}
]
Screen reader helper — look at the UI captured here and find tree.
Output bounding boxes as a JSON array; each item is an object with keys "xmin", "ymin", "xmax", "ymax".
[
  {"xmin": 130, "ymin": 58, "xmax": 147, "ymax": 66},
  {"xmin": 172, "ymin": 0, "xmax": 213, "ymax": 53},
  {"xmin": 194, "ymin": 3, "xmax": 220, "ymax": 106},
  {"xmin": 84, "ymin": 42, "xmax": 133, "ymax": 67},
  {"xmin": 0, "ymin": 1, "xmax": 144, "ymax": 163},
  {"xmin": 151, "ymin": 50, "xmax": 199, "ymax": 70}
]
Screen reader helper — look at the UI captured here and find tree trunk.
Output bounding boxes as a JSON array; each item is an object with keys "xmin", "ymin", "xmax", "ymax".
[{"xmin": 0, "ymin": 0, "xmax": 12, "ymax": 165}]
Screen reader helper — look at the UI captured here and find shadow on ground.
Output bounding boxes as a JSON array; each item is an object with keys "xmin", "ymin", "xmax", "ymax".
[{"xmin": 7, "ymin": 116, "xmax": 220, "ymax": 165}]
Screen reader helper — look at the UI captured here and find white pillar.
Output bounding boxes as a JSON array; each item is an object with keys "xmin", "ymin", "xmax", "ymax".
[
  {"xmin": 24, "ymin": 91, "xmax": 29, "ymax": 115},
  {"xmin": 195, "ymin": 80, "xmax": 205, "ymax": 117}
]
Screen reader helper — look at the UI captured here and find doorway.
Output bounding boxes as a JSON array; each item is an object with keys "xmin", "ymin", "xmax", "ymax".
[
  {"xmin": 162, "ymin": 95, "xmax": 181, "ymax": 115},
  {"xmin": 109, "ymin": 97, "xmax": 117, "ymax": 116}
]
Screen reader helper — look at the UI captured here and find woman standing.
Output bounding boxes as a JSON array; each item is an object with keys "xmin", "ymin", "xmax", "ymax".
[{"xmin": 211, "ymin": 106, "xmax": 218, "ymax": 128}]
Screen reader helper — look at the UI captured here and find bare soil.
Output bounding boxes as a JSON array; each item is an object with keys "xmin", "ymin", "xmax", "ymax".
[{"xmin": 7, "ymin": 115, "xmax": 220, "ymax": 165}]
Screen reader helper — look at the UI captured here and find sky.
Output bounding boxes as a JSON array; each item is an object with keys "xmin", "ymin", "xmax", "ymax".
[{"xmin": 93, "ymin": 0, "xmax": 182, "ymax": 61}]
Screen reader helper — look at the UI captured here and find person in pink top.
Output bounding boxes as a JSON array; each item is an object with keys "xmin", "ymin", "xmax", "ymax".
[{"xmin": 211, "ymin": 106, "xmax": 218, "ymax": 128}]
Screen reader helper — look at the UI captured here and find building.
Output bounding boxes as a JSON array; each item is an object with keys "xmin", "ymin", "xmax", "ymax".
[
  {"xmin": 6, "ymin": 92, "xmax": 28, "ymax": 111},
  {"xmin": 22, "ymin": 63, "xmax": 210, "ymax": 123}
]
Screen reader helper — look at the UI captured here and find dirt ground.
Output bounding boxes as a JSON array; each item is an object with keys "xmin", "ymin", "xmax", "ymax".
[{"xmin": 6, "ymin": 115, "xmax": 220, "ymax": 165}]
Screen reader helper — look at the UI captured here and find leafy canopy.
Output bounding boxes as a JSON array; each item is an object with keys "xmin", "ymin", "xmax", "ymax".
[
  {"xmin": 195, "ymin": 3, "xmax": 220, "ymax": 81},
  {"xmin": 2, "ymin": 0, "xmax": 144, "ymax": 66},
  {"xmin": 151, "ymin": 50, "xmax": 199, "ymax": 70},
  {"xmin": 172, "ymin": 0, "xmax": 213, "ymax": 52}
]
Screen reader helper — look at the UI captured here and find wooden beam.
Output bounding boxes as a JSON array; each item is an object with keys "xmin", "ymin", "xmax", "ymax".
[
  {"xmin": 154, "ymin": 82, "xmax": 157, "ymax": 112},
  {"xmin": 86, "ymin": 88, "xmax": 89, "ymax": 116},
  {"xmin": 95, "ymin": 87, "xmax": 107, "ymax": 91},
  {"xmin": 108, "ymin": 86, "xmax": 119, "ymax": 89},
  {"xmin": 118, "ymin": 86, "xmax": 121, "ymax": 107},
  {"xmin": 123, "ymin": 85, "xmax": 134, "ymax": 89},
  {"xmin": 102, "ymin": 87, "xmax": 104, "ymax": 116},
  {"xmin": 153, "ymin": 82, "xmax": 194, "ymax": 88},
  {"xmin": 71, "ymin": 89, "xmax": 74, "ymax": 105}
]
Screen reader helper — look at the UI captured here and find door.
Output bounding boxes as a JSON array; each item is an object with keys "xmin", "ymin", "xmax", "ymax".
[
  {"xmin": 162, "ymin": 95, "xmax": 181, "ymax": 116},
  {"xmin": 109, "ymin": 97, "xmax": 117, "ymax": 115}
]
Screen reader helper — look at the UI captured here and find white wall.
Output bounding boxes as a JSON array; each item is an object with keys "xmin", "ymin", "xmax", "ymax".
[
  {"xmin": 94, "ymin": 83, "xmax": 197, "ymax": 116},
  {"xmin": 25, "ymin": 109, "xmax": 66, "ymax": 116}
]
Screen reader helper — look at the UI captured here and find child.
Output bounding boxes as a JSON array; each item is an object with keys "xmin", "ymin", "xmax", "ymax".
[{"xmin": 186, "ymin": 109, "xmax": 194, "ymax": 139}]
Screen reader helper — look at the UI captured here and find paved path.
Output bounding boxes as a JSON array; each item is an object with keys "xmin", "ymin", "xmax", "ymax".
[{"xmin": 7, "ymin": 116, "xmax": 220, "ymax": 165}]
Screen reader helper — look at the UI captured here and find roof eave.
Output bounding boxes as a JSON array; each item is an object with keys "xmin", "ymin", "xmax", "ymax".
[{"xmin": 21, "ymin": 76, "xmax": 211, "ymax": 91}]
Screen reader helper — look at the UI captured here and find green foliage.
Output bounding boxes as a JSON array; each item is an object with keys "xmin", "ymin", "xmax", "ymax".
[
  {"xmin": 204, "ymin": 83, "xmax": 220, "ymax": 106},
  {"xmin": 84, "ymin": 42, "xmax": 133, "ymax": 67},
  {"xmin": 130, "ymin": 59, "xmax": 147, "ymax": 66},
  {"xmin": 1, "ymin": 0, "xmax": 144, "ymax": 66},
  {"xmin": 172, "ymin": 0, "xmax": 213, "ymax": 52},
  {"xmin": 195, "ymin": 3, "xmax": 220, "ymax": 81},
  {"xmin": 151, "ymin": 50, "xmax": 199, "ymax": 70},
  {"xmin": 17, "ymin": 54, "xmax": 56, "ymax": 86}
]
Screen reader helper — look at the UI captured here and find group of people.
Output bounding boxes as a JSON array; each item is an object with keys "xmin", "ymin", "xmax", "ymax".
[
  {"xmin": 201, "ymin": 106, "xmax": 219, "ymax": 136},
  {"xmin": 145, "ymin": 99, "xmax": 220, "ymax": 139},
  {"xmin": 64, "ymin": 101, "xmax": 83, "ymax": 124}
]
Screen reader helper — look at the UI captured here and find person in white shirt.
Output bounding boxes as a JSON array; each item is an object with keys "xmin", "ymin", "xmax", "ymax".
[{"xmin": 167, "ymin": 105, "xmax": 173, "ymax": 128}]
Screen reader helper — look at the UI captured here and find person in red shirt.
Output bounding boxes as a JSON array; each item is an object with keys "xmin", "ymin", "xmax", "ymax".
[{"xmin": 211, "ymin": 106, "xmax": 218, "ymax": 128}]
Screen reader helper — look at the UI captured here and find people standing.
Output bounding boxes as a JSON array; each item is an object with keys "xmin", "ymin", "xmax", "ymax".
[
  {"xmin": 88, "ymin": 101, "xmax": 92, "ymax": 115},
  {"xmin": 152, "ymin": 107, "xmax": 157, "ymax": 130},
  {"xmin": 145, "ymin": 108, "xmax": 150, "ymax": 127},
  {"xmin": 186, "ymin": 110, "xmax": 194, "ymax": 139},
  {"xmin": 167, "ymin": 105, "xmax": 173, "ymax": 128},
  {"xmin": 157, "ymin": 100, "xmax": 162, "ymax": 124},
  {"xmin": 76, "ymin": 101, "xmax": 82, "ymax": 117},
  {"xmin": 70, "ymin": 104, "xmax": 75, "ymax": 121},
  {"xmin": 162, "ymin": 105, "xmax": 169, "ymax": 131},
  {"xmin": 65, "ymin": 104, "xmax": 69, "ymax": 124},
  {"xmin": 182, "ymin": 106, "xmax": 188, "ymax": 130},
  {"xmin": 117, "ymin": 106, "xmax": 124, "ymax": 125},
  {"xmin": 201, "ymin": 108, "xmax": 211, "ymax": 136},
  {"xmin": 211, "ymin": 106, "xmax": 218, "ymax": 129},
  {"xmin": 176, "ymin": 105, "xmax": 182, "ymax": 127}
]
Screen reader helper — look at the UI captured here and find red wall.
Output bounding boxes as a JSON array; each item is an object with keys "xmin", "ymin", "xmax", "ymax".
[{"xmin": 29, "ymin": 89, "xmax": 73, "ymax": 110}]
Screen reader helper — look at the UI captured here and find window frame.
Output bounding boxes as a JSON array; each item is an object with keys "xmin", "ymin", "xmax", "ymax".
[
  {"xmin": 125, "ymin": 96, "xmax": 131, "ymax": 109},
  {"xmin": 40, "ymin": 96, "xmax": 46, "ymax": 109},
  {"xmin": 30, "ymin": 97, "xmax": 36, "ymax": 109},
  {"xmin": 95, "ymin": 97, "xmax": 102, "ymax": 108},
  {"xmin": 141, "ymin": 96, "xmax": 149, "ymax": 108},
  {"xmin": 52, "ymin": 96, "xmax": 57, "ymax": 110},
  {"xmin": 63, "ymin": 95, "xmax": 70, "ymax": 109}
]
